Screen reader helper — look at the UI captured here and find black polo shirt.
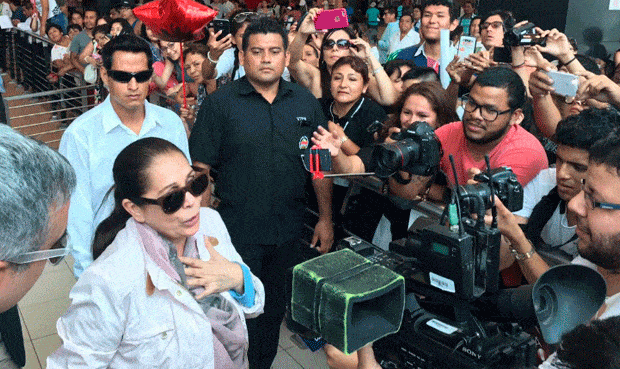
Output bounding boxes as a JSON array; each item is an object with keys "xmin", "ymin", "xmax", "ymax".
[
  {"xmin": 319, "ymin": 96, "xmax": 387, "ymax": 149},
  {"xmin": 189, "ymin": 77, "xmax": 327, "ymax": 245}
]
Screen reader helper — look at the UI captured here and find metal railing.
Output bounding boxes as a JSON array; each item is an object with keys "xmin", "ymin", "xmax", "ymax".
[{"xmin": 0, "ymin": 28, "xmax": 101, "ymax": 149}]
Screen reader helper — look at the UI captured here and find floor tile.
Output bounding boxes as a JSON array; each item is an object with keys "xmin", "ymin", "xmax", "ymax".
[
  {"xmin": 271, "ymin": 349, "xmax": 303, "ymax": 369},
  {"xmin": 23, "ymin": 340, "xmax": 41, "ymax": 369},
  {"xmin": 64, "ymin": 254, "xmax": 75, "ymax": 275},
  {"xmin": 20, "ymin": 298, "xmax": 71, "ymax": 340},
  {"xmin": 278, "ymin": 320, "xmax": 297, "ymax": 350},
  {"xmin": 18, "ymin": 307, "xmax": 31, "ymax": 342},
  {"xmin": 32, "ymin": 334, "xmax": 62, "ymax": 367},
  {"xmin": 19, "ymin": 263, "xmax": 75, "ymax": 308},
  {"xmin": 285, "ymin": 344, "xmax": 330, "ymax": 369}
]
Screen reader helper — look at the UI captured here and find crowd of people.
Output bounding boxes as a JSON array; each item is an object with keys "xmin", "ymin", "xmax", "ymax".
[{"xmin": 3, "ymin": 0, "xmax": 620, "ymax": 368}]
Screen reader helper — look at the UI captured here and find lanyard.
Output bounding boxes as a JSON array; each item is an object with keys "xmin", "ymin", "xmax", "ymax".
[{"xmin": 329, "ymin": 97, "xmax": 365, "ymax": 132}]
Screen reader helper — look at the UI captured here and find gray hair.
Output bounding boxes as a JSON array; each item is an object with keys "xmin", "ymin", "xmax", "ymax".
[{"xmin": 0, "ymin": 126, "xmax": 76, "ymax": 263}]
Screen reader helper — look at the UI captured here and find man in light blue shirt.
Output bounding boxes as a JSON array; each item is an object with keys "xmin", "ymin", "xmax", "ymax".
[
  {"xmin": 378, "ymin": 7, "xmax": 399, "ymax": 63},
  {"xmin": 59, "ymin": 34, "xmax": 190, "ymax": 278}
]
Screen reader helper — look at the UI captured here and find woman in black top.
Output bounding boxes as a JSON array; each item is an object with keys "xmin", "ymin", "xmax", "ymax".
[{"xmin": 319, "ymin": 56, "xmax": 387, "ymax": 153}]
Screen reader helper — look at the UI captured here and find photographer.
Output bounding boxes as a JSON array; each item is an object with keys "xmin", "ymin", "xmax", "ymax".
[{"xmin": 495, "ymin": 108, "xmax": 620, "ymax": 284}]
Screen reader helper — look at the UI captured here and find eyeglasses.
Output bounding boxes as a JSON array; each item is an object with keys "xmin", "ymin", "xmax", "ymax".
[
  {"xmin": 107, "ymin": 69, "xmax": 153, "ymax": 83},
  {"xmin": 462, "ymin": 94, "xmax": 512, "ymax": 121},
  {"xmin": 233, "ymin": 12, "xmax": 259, "ymax": 23},
  {"xmin": 138, "ymin": 170, "xmax": 209, "ymax": 214},
  {"xmin": 581, "ymin": 178, "xmax": 620, "ymax": 210},
  {"xmin": 481, "ymin": 21, "xmax": 503, "ymax": 30},
  {"xmin": 5, "ymin": 231, "xmax": 70, "ymax": 265},
  {"xmin": 323, "ymin": 39, "xmax": 352, "ymax": 50}
]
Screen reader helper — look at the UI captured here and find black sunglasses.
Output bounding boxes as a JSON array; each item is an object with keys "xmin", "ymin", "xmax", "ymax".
[
  {"xmin": 233, "ymin": 12, "xmax": 259, "ymax": 23},
  {"xmin": 322, "ymin": 39, "xmax": 352, "ymax": 50},
  {"xmin": 139, "ymin": 170, "xmax": 209, "ymax": 214},
  {"xmin": 107, "ymin": 69, "xmax": 153, "ymax": 83}
]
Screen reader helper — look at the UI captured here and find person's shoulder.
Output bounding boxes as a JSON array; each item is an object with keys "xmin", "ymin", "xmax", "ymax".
[
  {"xmin": 396, "ymin": 44, "xmax": 421, "ymax": 59},
  {"xmin": 78, "ymin": 227, "xmax": 145, "ymax": 294},
  {"xmin": 62, "ymin": 104, "xmax": 105, "ymax": 137},
  {"xmin": 509, "ymin": 125, "xmax": 546, "ymax": 150},
  {"xmin": 285, "ymin": 79, "xmax": 320, "ymax": 100},
  {"xmin": 435, "ymin": 121, "xmax": 462, "ymax": 135}
]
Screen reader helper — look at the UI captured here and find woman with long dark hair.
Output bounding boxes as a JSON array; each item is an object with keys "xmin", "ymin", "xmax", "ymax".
[
  {"xmin": 47, "ymin": 137, "xmax": 264, "ymax": 368},
  {"xmin": 289, "ymin": 8, "xmax": 398, "ymax": 105}
]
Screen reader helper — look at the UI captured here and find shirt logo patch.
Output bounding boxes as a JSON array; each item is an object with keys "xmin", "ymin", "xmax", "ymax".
[{"xmin": 299, "ymin": 136, "xmax": 309, "ymax": 149}]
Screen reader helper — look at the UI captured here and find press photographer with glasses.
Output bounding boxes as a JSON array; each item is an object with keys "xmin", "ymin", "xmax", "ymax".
[
  {"xmin": 47, "ymin": 138, "xmax": 264, "ymax": 368},
  {"xmin": 59, "ymin": 34, "xmax": 190, "ymax": 278},
  {"xmin": 0, "ymin": 125, "xmax": 76, "ymax": 369}
]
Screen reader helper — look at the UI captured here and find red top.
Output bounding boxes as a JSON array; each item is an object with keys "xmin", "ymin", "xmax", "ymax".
[
  {"xmin": 435, "ymin": 121, "xmax": 548, "ymax": 287},
  {"xmin": 435, "ymin": 121, "xmax": 548, "ymax": 187}
]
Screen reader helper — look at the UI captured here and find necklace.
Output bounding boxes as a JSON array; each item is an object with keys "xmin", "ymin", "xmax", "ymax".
[{"xmin": 329, "ymin": 97, "xmax": 365, "ymax": 132}]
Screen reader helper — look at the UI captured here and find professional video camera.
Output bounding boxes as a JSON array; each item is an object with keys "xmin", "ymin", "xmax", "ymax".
[
  {"xmin": 339, "ymin": 162, "xmax": 538, "ymax": 368},
  {"xmin": 294, "ymin": 140, "xmax": 541, "ymax": 367},
  {"xmin": 504, "ymin": 22, "xmax": 546, "ymax": 47}
]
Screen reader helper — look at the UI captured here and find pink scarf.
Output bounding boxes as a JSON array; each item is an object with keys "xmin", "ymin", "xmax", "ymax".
[{"xmin": 135, "ymin": 220, "xmax": 249, "ymax": 368}]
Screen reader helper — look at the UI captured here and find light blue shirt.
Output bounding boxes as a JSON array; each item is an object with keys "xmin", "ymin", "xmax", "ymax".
[
  {"xmin": 378, "ymin": 21, "xmax": 400, "ymax": 63},
  {"xmin": 59, "ymin": 96, "xmax": 190, "ymax": 278}
]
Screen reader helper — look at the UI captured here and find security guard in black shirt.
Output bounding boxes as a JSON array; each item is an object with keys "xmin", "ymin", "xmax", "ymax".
[{"xmin": 189, "ymin": 18, "xmax": 333, "ymax": 369}]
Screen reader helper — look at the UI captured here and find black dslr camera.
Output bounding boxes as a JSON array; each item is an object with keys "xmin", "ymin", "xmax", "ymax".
[
  {"xmin": 504, "ymin": 22, "xmax": 546, "ymax": 47},
  {"xmin": 371, "ymin": 122, "xmax": 442, "ymax": 178},
  {"xmin": 458, "ymin": 167, "xmax": 524, "ymax": 214}
]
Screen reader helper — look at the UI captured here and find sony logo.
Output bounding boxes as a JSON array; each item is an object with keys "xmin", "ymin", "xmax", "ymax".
[{"xmin": 461, "ymin": 346, "xmax": 482, "ymax": 360}]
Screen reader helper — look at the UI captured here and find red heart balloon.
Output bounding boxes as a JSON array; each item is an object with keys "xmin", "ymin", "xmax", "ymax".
[{"xmin": 134, "ymin": 0, "xmax": 218, "ymax": 42}]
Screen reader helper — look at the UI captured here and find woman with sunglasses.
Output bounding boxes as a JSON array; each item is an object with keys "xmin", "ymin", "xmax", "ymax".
[
  {"xmin": 290, "ymin": 8, "xmax": 398, "ymax": 105},
  {"xmin": 47, "ymin": 137, "xmax": 264, "ymax": 368}
]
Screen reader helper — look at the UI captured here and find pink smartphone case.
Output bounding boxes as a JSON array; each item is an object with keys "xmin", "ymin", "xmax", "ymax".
[{"xmin": 314, "ymin": 8, "xmax": 349, "ymax": 30}]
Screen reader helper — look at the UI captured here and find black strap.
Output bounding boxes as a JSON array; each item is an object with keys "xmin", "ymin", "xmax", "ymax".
[{"xmin": 524, "ymin": 186, "xmax": 565, "ymax": 249}]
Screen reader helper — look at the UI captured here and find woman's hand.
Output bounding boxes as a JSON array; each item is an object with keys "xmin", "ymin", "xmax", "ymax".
[
  {"xmin": 298, "ymin": 8, "xmax": 320, "ymax": 35},
  {"xmin": 464, "ymin": 50, "xmax": 495, "ymax": 72},
  {"xmin": 350, "ymin": 38, "xmax": 372, "ymax": 61},
  {"xmin": 179, "ymin": 236, "xmax": 244, "ymax": 299},
  {"xmin": 533, "ymin": 28, "xmax": 574, "ymax": 63},
  {"xmin": 312, "ymin": 125, "xmax": 342, "ymax": 157},
  {"xmin": 207, "ymin": 28, "xmax": 234, "ymax": 61},
  {"xmin": 575, "ymin": 70, "xmax": 620, "ymax": 106},
  {"xmin": 446, "ymin": 55, "xmax": 475, "ymax": 86},
  {"xmin": 328, "ymin": 120, "xmax": 345, "ymax": 139}
]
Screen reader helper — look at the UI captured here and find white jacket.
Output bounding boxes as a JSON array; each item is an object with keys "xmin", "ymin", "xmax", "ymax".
[{"xmin": 47, "ymin": 208, "xmax": 265, "ymax": 368}]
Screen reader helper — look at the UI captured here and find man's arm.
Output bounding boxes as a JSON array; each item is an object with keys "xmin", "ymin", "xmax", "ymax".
[
  {"xmin": 496, "ymin": 198, "xmax": 549, "ymax": 283},
  {"xmin": 38, "ymin": 0, "xmax": 48, "ymax": 37},
  {"xmin": 69, "ymin": 51, "xmax": 85, "ymax": 74},
  {"xmin": 58, "ymin": 130, "xmax": 94, "ymax": 278},
  {"xmin": 311, "ymin": 177, "xmax": 333, "ymax": 254}
]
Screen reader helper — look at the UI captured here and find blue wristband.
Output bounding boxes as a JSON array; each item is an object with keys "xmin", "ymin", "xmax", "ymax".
[{"xmin": 230, "ymin": 263, "xmax": 255, "ymax": 308}]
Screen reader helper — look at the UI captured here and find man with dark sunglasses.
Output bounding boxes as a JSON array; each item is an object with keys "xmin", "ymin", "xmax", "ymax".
[
  {"xmin": 0, "ymin": 125, "xmax": 76, "ymax": 369},
  {"xmin": 59, "ymin": 34, "xmax": 190, "ymax": 278}
]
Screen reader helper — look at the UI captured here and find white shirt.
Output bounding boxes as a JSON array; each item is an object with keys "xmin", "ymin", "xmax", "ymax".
[
  {"xmin": 51, "ymin": 44, "xmax": 69, "ymax": 62},
  {"xmin": 514, "ymin": 168, "xmax": 578, "ymax": 260},
  {"xmin": 388, "ymin": 28, "xmax": 420, "ymax": 56},
  {"xmin": 47, "ymin": 208, "xmax": 265, "ymax": 369},
  {"xmin": 35, "ymin": 0, "xmax": 61, "ymax": 19},
  {"xmin": 215, "ymin": 48, "xmax": 292, "ymax": 82},
  {"xmin": 514, "ymin": 168, "xmax": 578, "ymax": 257},
  {"xmin": 59, "ymin": 96, "xmax": 190, "ymax": 278}
]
